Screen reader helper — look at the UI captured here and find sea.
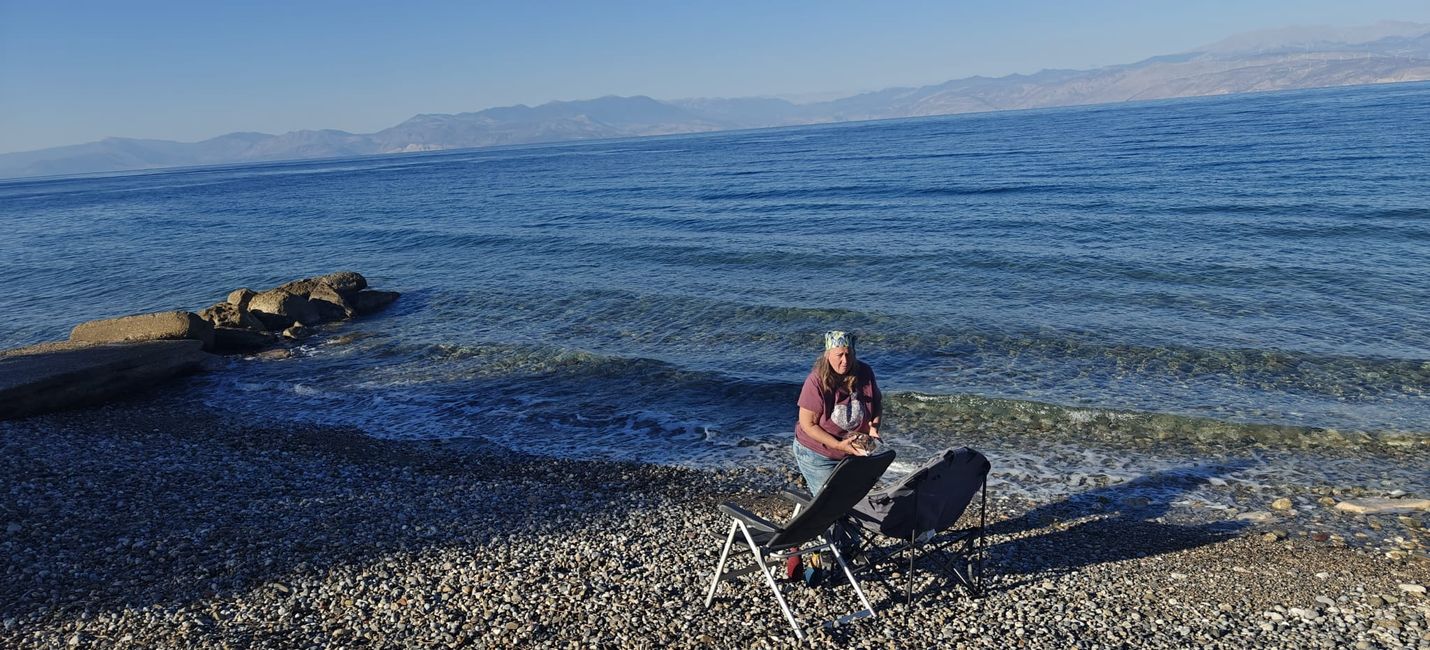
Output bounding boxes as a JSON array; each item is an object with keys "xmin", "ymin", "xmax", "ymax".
[{"xmin": 2, "ymin": 82, "xmax": 1427, "ymax": 519}]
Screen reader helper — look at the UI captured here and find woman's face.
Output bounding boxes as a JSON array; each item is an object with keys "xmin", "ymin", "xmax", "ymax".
[{"xmin": 825, "ymin": 346, "xmax": 851, "ymax": 375}]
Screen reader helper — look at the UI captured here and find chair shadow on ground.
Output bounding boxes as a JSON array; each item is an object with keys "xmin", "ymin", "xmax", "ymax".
[{"xmin": 850, "ymin": 458, "xmax": 1256, "ymax": 611}]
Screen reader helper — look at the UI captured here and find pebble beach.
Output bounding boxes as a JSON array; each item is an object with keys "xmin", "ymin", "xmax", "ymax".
[{"xmin": 2, "ymin": 390, "xmax": 1427, "ymax": 649}]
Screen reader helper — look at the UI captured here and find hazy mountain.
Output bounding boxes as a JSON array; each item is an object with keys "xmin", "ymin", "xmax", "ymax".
[
  {"xmin": 1196, "ymin": 20, "xmax": 1430, "ymax": 55},
  {"xmin": 371, "ymin": 95, "xmax": 725, "ymax": 151},
  {"xmin": 3, "ymin": 22, "xmax": 1428, "ymax": 179}
]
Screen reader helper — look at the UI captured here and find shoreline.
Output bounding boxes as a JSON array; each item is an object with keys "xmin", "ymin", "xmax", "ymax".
[{"xmin": 2, "ymin": 391, "xmax": 1426, "ymax": 648}]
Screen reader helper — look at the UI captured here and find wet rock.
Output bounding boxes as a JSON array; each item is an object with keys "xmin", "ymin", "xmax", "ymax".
[
  {"xmin": 212, "ymin": 327, "xmax": 274, "ymax": 352},
  {"xmin": 1335, "ymin": 499, "xmax": 1430, "ymax": 515},
  {"xmin": 1271, "ymin": 498, "xmax": 1293, "ymax": 511},
  {"xmin": 353, "ymin": 290, "xmax": 400, "ymax": 316},
  {"xmin": 282, "ymin": 324, "xmax": 313, "ymax": 341},
  {"xmin": 253, "ymin": 348, "xmax": 294, "ymax": 361}
]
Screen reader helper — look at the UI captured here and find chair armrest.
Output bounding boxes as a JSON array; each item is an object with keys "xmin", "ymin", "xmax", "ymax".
[
  {"xmin": 718, "ymin": 502, "xmax": 780, "ymax": 535},
  {"xmin": 778, "ymin": 487, "xmax": 813, "ymax": 507}
]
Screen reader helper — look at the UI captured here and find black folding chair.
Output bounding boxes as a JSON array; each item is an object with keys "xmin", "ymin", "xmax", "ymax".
[
  {"xmin": 782, "ymin": 447, "xmax": 990, "ymax": 608},
  {"xmin": 704, "ymin": 449, "xmax": 895, "ymax": 640}
]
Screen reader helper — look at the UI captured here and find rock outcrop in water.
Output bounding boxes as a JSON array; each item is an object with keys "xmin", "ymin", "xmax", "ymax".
[
  {"xmin": 0, "ymin": 340, "xmax": 210, "ymax": 420},
  {"xmin": 64, "ymin": 271, "xmax": 399, "ymax": 354},
  {"xmin": 0, "ymin": 271, "xmax": 399, "ymax": 420},
  {"xmin": 69, "ymin": 310, "xmax": 216, "ymax": 351}
]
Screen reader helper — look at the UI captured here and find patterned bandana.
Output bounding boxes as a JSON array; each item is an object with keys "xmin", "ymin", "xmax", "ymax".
[{"xmin": 823, "ymin": 330, "xmax": 855, "ymax": 351}]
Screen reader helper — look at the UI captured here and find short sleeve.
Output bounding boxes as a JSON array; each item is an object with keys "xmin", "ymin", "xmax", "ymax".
[{"xmin": 797, "ymin": 372, "xmax": 825, "ymax": 415}]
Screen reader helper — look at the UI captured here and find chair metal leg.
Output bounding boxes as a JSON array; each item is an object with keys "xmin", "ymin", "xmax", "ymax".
[
  {"xmin": 828, "ymin": 539, "xmax": 876, "ymax": 622},
  {"xmin": 739, "ymin": 521, "xmax": 804, "ymax": 640},
  {"xmin": 704, "ymin": 520, "xmax": 738, "ymax": 607},
  {"xmin": 906, "ymin": 532, "xmax": 915, "ymax": 610}
]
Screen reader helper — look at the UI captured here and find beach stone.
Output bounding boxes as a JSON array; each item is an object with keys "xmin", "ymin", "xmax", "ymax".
[
  {"xmin": 198, "ymin": 301, "xmax": 265, "ymax": 331},
  {"xmin": 1401, "ymin": 583, "xmax": 1426, "ymax": 595},
  {"xmin": 1237, "ymin": 511, "xmax": 1277, "ymax": 524},
  {"xmin": 1335, "ymin": 499, "xmax": 1430, "ymax": 515},
  {"xmin": 353, "ymin": 290, "xmax": 400, "ymax": 315},
  {"xmin": 70, "ymin": 310, "xmax": 215, "ymax": 351},
  {"xmin": 248, "ymin": 289, "xmax": 320, "ymax": 330},
  {"xmin": 1271, "ymin": 498, "xmax": 1293, "ymax": 511}
]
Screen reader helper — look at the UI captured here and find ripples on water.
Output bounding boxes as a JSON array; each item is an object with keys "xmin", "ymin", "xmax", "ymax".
[{"xmin": 1, "ymin": 84, "xmax": 1427, "ymax": 511}]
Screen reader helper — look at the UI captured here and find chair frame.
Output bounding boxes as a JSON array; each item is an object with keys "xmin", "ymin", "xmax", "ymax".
[
  {"xmin": 856, "ymin": 474, "xmax": 987, "ymax": 607},
  {"xmin": 704, "ymin": 505, "xmax": 875, "ymax": 640},
  {"xmin": 783, "ymin": 470, "xmax": 989, "ymax": 608},
  {"xmin": 704, "ymin": 449, "xmax": 894, "ymax": 640}
]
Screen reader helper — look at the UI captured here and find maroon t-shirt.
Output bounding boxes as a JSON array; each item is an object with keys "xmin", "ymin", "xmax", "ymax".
[{"xmin": 794, "ymin": 361, "xmax": 882, "ymax": 460}]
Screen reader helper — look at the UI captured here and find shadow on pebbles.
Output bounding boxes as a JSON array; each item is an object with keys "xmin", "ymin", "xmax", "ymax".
[{"xmin": 1, "ymin": 394, "xmax": 1427, "ymax": 649}]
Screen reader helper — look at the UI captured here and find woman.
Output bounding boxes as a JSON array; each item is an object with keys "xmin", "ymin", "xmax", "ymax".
[{"xmin": 792, "ymin": 330, "xmax": 882, "ymax": 496}]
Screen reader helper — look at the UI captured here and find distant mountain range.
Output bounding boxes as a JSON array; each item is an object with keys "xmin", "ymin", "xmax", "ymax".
[{"xmin": 4, "ymin": 21, "xmax": 1429, "ymax": 179}]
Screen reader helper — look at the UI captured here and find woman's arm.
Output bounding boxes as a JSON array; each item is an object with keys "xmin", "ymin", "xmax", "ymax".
[{"xmin": 799, "ymin": 407, "xmax": 865, "ymax": 456}]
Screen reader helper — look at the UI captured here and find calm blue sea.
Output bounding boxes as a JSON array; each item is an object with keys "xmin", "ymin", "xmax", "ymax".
[{"xmin": 2, "ymin": 83, "xmax": 1428, "ymax": 482}]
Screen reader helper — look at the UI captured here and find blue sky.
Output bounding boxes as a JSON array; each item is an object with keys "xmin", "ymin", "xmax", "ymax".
[{"xmin": 2, "ymin": 0, "xmax": 1429, "ymax": 154}]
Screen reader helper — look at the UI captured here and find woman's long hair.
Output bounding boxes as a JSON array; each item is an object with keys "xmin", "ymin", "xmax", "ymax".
[{"xmin": 812, "ymin": 350, "xmax": 860, "ymax": 395}]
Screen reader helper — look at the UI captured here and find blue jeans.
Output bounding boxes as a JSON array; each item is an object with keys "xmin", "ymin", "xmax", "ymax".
[
  {"xmin": 792, "ymin": 438, "xmax": 840, "ymax": 496},
  {"xmin": 791, "ymin": 439, "xmax": 862, "ymax": 552}
]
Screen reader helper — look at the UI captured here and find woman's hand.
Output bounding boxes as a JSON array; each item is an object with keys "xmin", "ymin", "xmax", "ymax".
[
  {"xmin": 833, "ymin": 436, "xmax": 868, "ymax": 457},
  {"xmin": 868, "ymin": 423, "xmax": 881, "ymax": 439}
]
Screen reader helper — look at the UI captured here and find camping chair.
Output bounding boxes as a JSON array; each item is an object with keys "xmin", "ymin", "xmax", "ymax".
[
  {"xmin": 705, "ymin": 449, "xmax": 895, "ymax": 640},
  {"xmin": 782, "ymin": 446, "xmax": 989, "ymax": 608}
]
